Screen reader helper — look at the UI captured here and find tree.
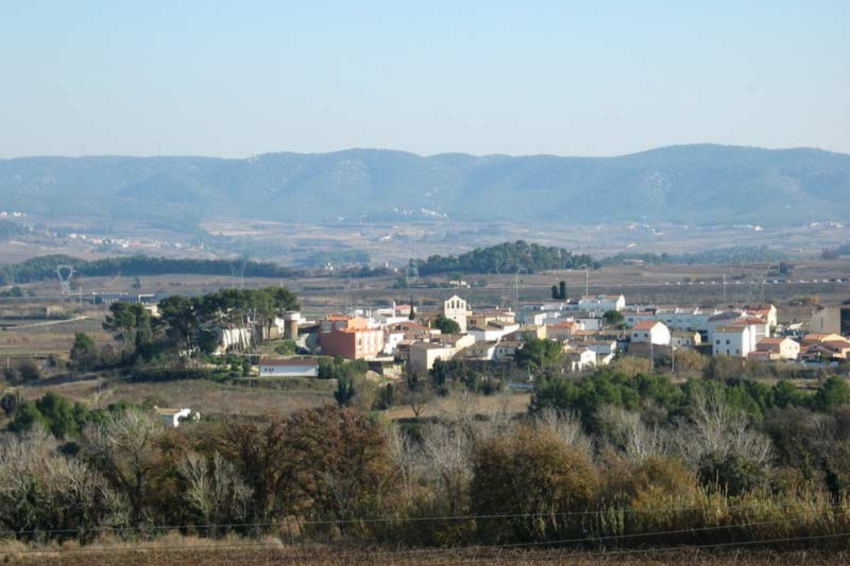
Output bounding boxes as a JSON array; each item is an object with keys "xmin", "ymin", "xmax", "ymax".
[
  {"xmin": 102, "ymin": 302, "xmax": 155, "ymax": 362},
  {"xmin": 334, "ymin": 372, "xmax": 357, "ymax": 407},
  {"xmin": 215, "ymin": 414, "xmax": 293, "ymax": 524},
  {"xmin": 178, "ymin": 451, "xmax": 251, "ymax": 533},
  {"xmin": 434, "ymin": 314, "xmax": 461, "ymax": 335},
  {"xmin": 0, "ymin": 429, "xmax": 120, "ymax": 541},
  {"xmin": 17, "ymin": 359, "xmax": 40, "ymax": 381},
  {"xmin": 408, "ymin": 297, "xmax": 416, "ymax": 321},
  {"xmin": 158, "ymin": 295, "xmax": 199, "ymax": 354},
  {"xmin": 284, "ymin": 405, "xmax": 393, "ymax": 531},
  {"xmin": 80, "ymin": 408, "xmax": 165, "ymax": 526},
  {"xmin": 514, "ymin": 338, "xmax": 563, "ymax": 376},
  {"xmin": 559, "ymin": 280, "xmax": 567, "ymax": 300},
  {"xmin": 472, "ymin": 426, "xmax": 599, "ymax": 543},
  {"xmin": 813, "ymin": 376, "xmax": 850, "ymax": 413},
  {"xmin": 602, "ymin": 309, "xmax": 624, "ymax": 327},
  {"xmin": 70, "ymin": 332, "xmax": 99, "ymax": 372},
  {"xmin": 21, "ymin": 392, "xmax": 90, "ymax": 439},
  {"xmin": 551, "ymin": 285, "xmax": 559, "ymax": 300},
  {"xmin": 402, "ymin": 371, "xmax": 434, "ymax": 418}
]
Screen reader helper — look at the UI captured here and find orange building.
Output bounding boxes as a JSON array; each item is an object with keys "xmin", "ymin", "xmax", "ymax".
[{"xmin": 320, "ymin": 326, "xmax": 385, "ymax": 360}]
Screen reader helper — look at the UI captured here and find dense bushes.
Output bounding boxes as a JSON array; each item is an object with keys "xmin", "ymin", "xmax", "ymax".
[{"xmin": 5, "ymin": 374, "xmax": 850, "ymax": 550}]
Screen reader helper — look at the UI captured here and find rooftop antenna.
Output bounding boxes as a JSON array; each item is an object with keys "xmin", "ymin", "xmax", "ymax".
[{"xmin": 56, "ymin": 265, "xmax": 75, "ymax": 296}]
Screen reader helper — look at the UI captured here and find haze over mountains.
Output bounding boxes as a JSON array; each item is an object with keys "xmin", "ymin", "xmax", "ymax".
[{"xmin": 1, "ymin": 144, "xmax": 848, "ymax": 228}]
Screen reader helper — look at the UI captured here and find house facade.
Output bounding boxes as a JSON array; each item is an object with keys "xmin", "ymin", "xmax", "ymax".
[
  {"xmin": 713, "ymin": 326, "xmax": 752, "ymax": 357},
  {"xmin": 578, "ymin": 294, "xmax": 626, "ymax": 315},
  {"xmin": 631, "ymin": 321, "xmax": 671, "ymax": 346},
  {"xmin": 754, "ymin": 337, "xmax": 800, "ymax": 361},
  {"xmin": 320, "ymin": 327, "xmax": 385, "ymax": 360}
]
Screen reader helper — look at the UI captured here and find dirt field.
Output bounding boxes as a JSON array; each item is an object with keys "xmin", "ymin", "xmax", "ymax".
[{"xmin": 3, "ymin": 541, "xmax": 850, "ymax": 566}]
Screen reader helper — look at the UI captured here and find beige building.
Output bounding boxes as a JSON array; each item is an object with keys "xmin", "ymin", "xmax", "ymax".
[
  {"xmin": 754, "ymin": 337, "xmax": 800, "ymax": 360},
  {"xmin": 408, "ymin": 334, "xmax": 475, "ymax": 373}
]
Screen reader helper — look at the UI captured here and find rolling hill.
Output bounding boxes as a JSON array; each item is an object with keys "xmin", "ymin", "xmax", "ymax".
[{"xmin": 1, "ymin": 144, "xmax": 848, "ymax": 227}]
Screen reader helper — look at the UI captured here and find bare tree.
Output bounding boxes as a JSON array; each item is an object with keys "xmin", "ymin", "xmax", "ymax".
[
  {"xmin": 386, "ymin": 426, "xmax": 422, "ymax": 505},
  {"xmin": 420, "ymin": 422, "xmax": 475, "ymax": 516},
  {"xmin": 536, "ymin": 408, "xmax": 593, "ymax": 458},
  {"xmin": 0, "ymin": 428, "xmax": 122, "ymax": 539},
  {"xmin": 179, "ymin": 451, "xmax": 251, "ymax": 534},
  {"xmin": 672, "ymin": 385, "xmax": 772, "ymax": 467},
  {"xmin": 80, "ymin": 409, "xmax": 164, "ymax": 527},
  {"xmin": 595, "ymin": 405, "xmax": 669, "ymax": 463}
]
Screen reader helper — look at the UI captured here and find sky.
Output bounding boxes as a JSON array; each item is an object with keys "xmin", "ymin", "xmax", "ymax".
[{"xmin": 0, "ymin": 0, "xmax": 848, "ymax": 158}]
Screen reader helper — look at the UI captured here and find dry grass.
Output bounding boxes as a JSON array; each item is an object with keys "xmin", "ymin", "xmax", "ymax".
[
  {"xmin": 15, "ymin": 378, "xmax": 334, "ymax": 417},
  {"xmin": 385, "ymin": 390, "xmax": 531, "ymax": 420}
]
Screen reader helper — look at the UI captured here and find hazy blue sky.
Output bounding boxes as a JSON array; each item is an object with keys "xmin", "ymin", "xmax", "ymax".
[{"xmin": 1, "ymin": 1, "xmax": 847, "ymax": 158}]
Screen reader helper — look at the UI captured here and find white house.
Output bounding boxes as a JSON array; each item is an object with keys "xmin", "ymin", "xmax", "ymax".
[
  {"xmin": 578, "ymin": 294, "xmax": 626, "ymax": 315},
  {"xmin": 468, "ymin": 322, "xmax": 520, "ymax": 342},
  {"xmin": 713, "ymin": 326, "xmax": 753, "ymax": 357},
  {"xmin": 383, "ymin": 329, "xmax": 407, "ymax": 356},
  {"xmin": 463, "ymin": 341, "xmax": 498, "ymax": 361},
  {"xmin": 576, "ymin": 315, "xmax": 602, "ymax": 331},
  {"xmin": 494, "ymin": 340, "xmax": 521, "ymax": 361},
  {"xmin": 259, "ymin": 358, "xmax": 320, "ymax": 377},
  {"xmin": 631, "ymin": 321, "xmax": 671, "ymax": 346},
  {"xmin": 671, "ymin": 331, "xmax": 702, "ymax": 349},
  {"xmin": 565, "ymin": 347, "xmax": 597, "ymax": 372},
  {"xmin": 624, "ymin": 307, "xmax": 723, "ymax": 332},
  {"xmin": 728, "ymin": 318, "xmax": 770, "ymax": 352},
  {"xmin": 746, "ymin": 305, "xmax": 778, "ymax": 329}
]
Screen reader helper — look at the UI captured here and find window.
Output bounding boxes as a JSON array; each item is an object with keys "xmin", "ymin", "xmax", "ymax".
[
  {"xmin": 736, "ymin": 349, "xmax": 740, "ymax": 355},
  {"xmin": 726, "ymin": 340, "xmax": 730, "ymax": 345}
]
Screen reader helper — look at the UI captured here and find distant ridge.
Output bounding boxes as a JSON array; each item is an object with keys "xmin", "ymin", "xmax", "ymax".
[{"xmin": 1, "ymin": 144, "xmax": 848, "ymax": 227}]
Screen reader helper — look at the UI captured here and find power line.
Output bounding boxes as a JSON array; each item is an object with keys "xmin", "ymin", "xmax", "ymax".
[{"xmin": 2, "ymin": 500, "xmax": 826, "ymax": 537}]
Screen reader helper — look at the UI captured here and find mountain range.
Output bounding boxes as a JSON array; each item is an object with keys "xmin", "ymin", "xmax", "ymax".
[{"xmin": 1, "ymin": 144, "xmax": 848, "ymax": 228}]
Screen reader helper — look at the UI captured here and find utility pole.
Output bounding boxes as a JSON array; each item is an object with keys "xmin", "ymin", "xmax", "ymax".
[{"xmin": 578, "ymin": 264, "xmax": 590, "ymax": 297}]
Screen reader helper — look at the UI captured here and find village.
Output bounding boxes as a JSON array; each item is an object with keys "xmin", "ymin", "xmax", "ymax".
[{"xmin": 251, "ymin": 291, "xmax": 850, "ymax": 381}]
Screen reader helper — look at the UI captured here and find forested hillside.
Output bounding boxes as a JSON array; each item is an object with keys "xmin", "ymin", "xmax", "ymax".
[{"xmin": 2, "ymin": 145, "xmax": 849, "ymax": 227}]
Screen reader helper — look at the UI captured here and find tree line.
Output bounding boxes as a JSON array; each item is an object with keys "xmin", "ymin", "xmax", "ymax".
[
  {"xmin": 602, "ymin": 245, "xmax": 786, "ymax": 266},
  {"xmin": 0, "ymin": 240, "xmax": 597, "ymax": 287},
  {"xmin": 0, "ymin": 255, "xmax": 300, "ymax": 286},
  {"xmin": 5, "ymin": 368, "xmax": 850, "ymax": 550},
  {"xmin": 416, "ymin": 240, "xmax": 597, "ymax": 276}
]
